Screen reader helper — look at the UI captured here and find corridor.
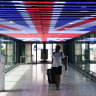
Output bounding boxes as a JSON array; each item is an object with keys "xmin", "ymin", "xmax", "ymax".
[{"xmin": 0, "ymin": 64, "xmax": 96, "ymax": 96}]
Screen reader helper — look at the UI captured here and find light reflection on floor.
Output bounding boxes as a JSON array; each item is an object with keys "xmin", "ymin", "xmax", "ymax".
[
  {"xmin": 0, "ymin": 64, "xmax": 52, "ymax": 96},
  {"xmin": 0, "ymin": 64, "xmax": 96, "ymax": 96},
  {"xmin": 0, "ymin": 65, "xmax": 31, "ymax": 96}
]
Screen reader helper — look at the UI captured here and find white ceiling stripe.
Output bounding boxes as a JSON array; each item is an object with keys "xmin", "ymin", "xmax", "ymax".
[{"xmin": 12, "ymin": 1, "xmax": 37, "ymax": 33}]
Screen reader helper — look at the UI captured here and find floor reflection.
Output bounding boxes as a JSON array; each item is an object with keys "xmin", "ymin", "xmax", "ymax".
[{"xmin": 0, "ymin": 64, "xmax": 96, "ymax": 96}]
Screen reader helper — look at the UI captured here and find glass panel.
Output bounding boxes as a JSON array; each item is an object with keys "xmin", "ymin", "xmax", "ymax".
[
  {"xmin": 32, "ymin": 43, "xmax": 37, "ymax": 64},
  {"xmin": 89, "ymin": 33, "xmax": 96, "ymax": 74},
  {"xmin": 90, "ymin": 64, "xmax": 96, "ymax": 73},
  {"xmin": 82, "ymin": 43, "xmax": 86, "ymax": 62},
  {"xmin": 25, "ymin": 44, "xmax": 31, "ymax": 64},
  {"xmin": 6, "ymin": 38, "xmax": 15, "ymax": 71},
  {"xmin": 46, "ymin": 44, "xmax": 52, "ymax": 62},
  {"xmin": 37, "ymin": 44, "xmax": 43, "ymax": 63},
  {"xmin": 53, "ymin": 43, "xmax": 57, "ymax": 52},
  {"xmin": 90, "ymin": 44, "xmax": 96, "ymax": 62},
  {"xmin": 0, "ymin": 35, "xmax": 17, "ymax": 72}
]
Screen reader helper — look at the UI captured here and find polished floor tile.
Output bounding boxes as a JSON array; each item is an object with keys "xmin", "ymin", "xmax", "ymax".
[{"xmin": 0, "ymin": 64, "xmax": 96, "ymax": 96}]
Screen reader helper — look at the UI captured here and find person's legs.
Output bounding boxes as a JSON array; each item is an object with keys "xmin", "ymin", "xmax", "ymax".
[
  {"xmin": 57, "ymin": 75, "xmax": 60, "ymax": 85},
  {"xmin": 53, "ymin": 67, "xmax": 62, "ymax": 89},
  {"xmin": 55, "ymin": 75, "xmax": 60, "ymax": 89},
  {"xmin": 54, "ymin": 75, "xmax": 58, "ymax": 83},
  {"xmin": 56, "ymin": 66, "xmax": 62, "ymax": 89},
  {"xmin": 54, "ymin": 75, "xmax": 58, "ymax": 89}
]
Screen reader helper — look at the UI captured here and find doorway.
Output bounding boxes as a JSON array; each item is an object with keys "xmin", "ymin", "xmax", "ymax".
[{"xmin": 32, "ymin": 43, "xmax": 57, "ymax": 64}]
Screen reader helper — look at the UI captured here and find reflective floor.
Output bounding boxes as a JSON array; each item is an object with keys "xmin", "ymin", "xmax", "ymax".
[{"xmin": 0, "ymin": 64, "xmax": 96, "ymax": 96}]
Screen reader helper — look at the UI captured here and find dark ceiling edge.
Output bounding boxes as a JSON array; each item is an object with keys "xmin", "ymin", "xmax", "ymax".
[
  {"xmin": 69, "ymin": 30, "xmax": 96, "ymax": 41},
  {"xmin": 24, "ymin": 41, "xmax": 66, "ymax": 43},
  {"xmin": 0, "ymin": 33, "xmax": 66, "ymax": 43},
  {"xmin": 0, "ymin": 33, "xmax": 23, "ymax": 42}
]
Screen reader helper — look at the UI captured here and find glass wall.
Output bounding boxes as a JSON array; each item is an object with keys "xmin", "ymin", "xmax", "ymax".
[
  {"xmin": 32, "ymin": 43, "xmax": 37, "ymax": 64},
  {"xmin": 68, "ymin": 31, "xmax": 96, "ymax": 79},
  {"xmin": 0, "ymin": 34, "xmax": 19, "ymax": 72},
  {"xmin": 25, "ymin": 44, "xmax": 31, "ymax": 64}
]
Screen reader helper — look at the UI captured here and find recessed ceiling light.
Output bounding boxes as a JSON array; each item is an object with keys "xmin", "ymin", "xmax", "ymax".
[
  {"xmin": 80, "ymin": 11, "xmax": 89, "ymax": 12},
  {"xmin": 55, "ymin": 2, "xmax": 66, "ymax": 4},
  {"xmin": 68, "ymin": 22, "xmax": 74, "ymax": 24},
  {"xmin": 9, "ymin": 21, "xmax": 14, "ymax": 23},
  {"xmin": 64, "ymin": 28, "xmax": 68, "ymax": 29}
]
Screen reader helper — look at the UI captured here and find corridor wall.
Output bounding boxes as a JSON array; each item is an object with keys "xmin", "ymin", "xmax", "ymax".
[
  {"xmin": 0, "ymin": 34, "xmax": 22, "ymax": 72},
  {"xmin": 67, "ymin": 31, "xmax": 96, "ymax": 80}
]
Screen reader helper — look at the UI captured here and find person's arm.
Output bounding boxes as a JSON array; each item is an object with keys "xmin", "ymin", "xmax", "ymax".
[
  {"xmin": 51, "ymin": 53, "xmax": 54, "ymax": 69},
  {"xmin": 61, "ymin": 52, "xmax": 67, "ymax": 71},
  {"xmin": 62, "ymin": 58, "xmax": 67, "ymax": 70},
  {"xmin": 52, "ymin": 58, "xmax": 53, "ymax": 63}
]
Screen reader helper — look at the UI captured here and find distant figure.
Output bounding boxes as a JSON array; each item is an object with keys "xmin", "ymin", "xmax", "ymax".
[{"xmin": 52, "ymin": 45, "xmax": 67, "ymax": 90}]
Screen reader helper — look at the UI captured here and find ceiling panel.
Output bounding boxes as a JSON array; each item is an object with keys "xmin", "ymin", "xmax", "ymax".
[{"xmin": 0, "ymin": 1, "xmax": 96, "ymax": 42}]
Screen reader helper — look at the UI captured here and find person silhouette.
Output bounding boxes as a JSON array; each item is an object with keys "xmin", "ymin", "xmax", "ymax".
[{"xmin": 52, "ymin": 45, "xmax": 67, "ymax": 90}]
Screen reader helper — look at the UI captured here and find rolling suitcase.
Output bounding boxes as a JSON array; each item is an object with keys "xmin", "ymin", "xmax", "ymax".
[{"xmin": 47, "ymin": 69, "xmax": 56, "ymax": 85}]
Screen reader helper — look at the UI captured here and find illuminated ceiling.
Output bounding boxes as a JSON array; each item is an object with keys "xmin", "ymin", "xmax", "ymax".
[{"xmin": 0, "ymin": 1, "xmax": 96, "ymax": 42}]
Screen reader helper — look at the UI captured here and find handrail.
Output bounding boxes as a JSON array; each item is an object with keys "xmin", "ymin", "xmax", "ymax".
[{"xmin": 70, "ymin": 63, "xmax": 96, "ymax": 82}]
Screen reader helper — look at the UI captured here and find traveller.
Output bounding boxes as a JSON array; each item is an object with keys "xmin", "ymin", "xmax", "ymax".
[{"xmin": 52, "ymin": 45, "xmax": 67, "ymax": 90}]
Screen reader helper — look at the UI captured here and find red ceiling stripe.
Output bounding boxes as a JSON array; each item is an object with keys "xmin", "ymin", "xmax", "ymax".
[
  {"xmin": 0, "ymin": 24, "xmax": 21, "ymax": 31},
  {"xmin": 39, "ymin": 1, "xmax": 54, "ymax": 4},
  {"xmin": 56, "ymin": 17, "xmax": 96, "ymax": 31},
  {"xmin": 23, "ymin": 1, "xmax": 54, "ymax": 41},
  {"xmin": 24, "ymin": 1, "xmax": 54, "ymax": 4},
  {"xmin": 3, "ymin": 33, "xmax": 82, "ymax": 39},
  {"xmin": 23, "ymin": 1, "xmax": 39, "ymax": 3},
  {"xmin": 24, "ymin": 5, "xmax": 54, "ymax": 7}
]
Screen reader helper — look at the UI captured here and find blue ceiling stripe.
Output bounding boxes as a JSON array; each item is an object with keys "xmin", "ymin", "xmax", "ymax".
[
  {"xmin": 79, "ymin": 26, "xmax": 96, "ymax": 31},
  {"xmin": 0, "ymin": 28, "xmax": 8, "ymax": 31},
  {"xmin": 65, "ymin": 2, "xmax": 96, "ymax": 4},
  {"xmin": 1, "ymin": 4, "xmax": 96, "ymax": 7},
  {"xmin": 0, "ymin": 1, "xmax": 12, "ymax": 2},
  {"xmin": 0, "ymin": 0, "xmax": 30, "ymax": 28},
  {"xmin": 55, "ymin": 4, "xmax": 96, "ymax": 28}
]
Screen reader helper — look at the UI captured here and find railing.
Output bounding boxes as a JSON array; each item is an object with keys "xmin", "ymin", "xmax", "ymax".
[
  {"xmin": 70, "ymin": 63, "xmax": 96, "ymax": 82},
  {"xmin": 20, "ymin": 56, "xmax": 32, "ymax": 64}
]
